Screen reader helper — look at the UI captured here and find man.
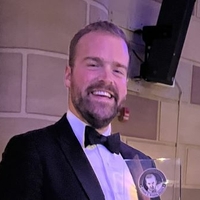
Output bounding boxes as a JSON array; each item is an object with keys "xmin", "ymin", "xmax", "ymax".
[
  {"xmin": 145, "ymin": 174, "xmax": 159, "ymax": 193},
  {"xmin": 0, "ymin": 21, "xmax": 157, "ymax": 200},
  {"xmin": 145, "ymin": 174, "xmax": 163, "ymax": 197}
]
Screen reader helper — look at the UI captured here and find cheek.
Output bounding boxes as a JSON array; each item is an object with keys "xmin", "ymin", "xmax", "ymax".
[
  {"xmin": 72, "ymin": 73, "xmax": 93, "ymax": 94},
  {"xmin": 71, "ymin": 69, "xmax": 87, "ymax": 86},
  {"xmin": 74, "ymin": 67, "xmax": 95, "ymax": 83}
]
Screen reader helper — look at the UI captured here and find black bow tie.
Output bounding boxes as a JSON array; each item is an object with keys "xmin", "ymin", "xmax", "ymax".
[{"xmin": 84, "ymin": 126, "xmax": 120, "ymax": 154}]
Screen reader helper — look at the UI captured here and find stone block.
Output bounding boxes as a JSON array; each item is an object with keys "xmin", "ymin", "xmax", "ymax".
[
  {"xmin": 27, "ymin": 54, "xmax": 68, "ymax": 116},
  {"xmin": 93, "ymin": 0, "xmax": 109, "ymax": 9},
  {"xmin": 179, "ymin": 103, "xmax": 200, "ymax": 146},
  {"xmin": 0, "ymin": 0, "xmax": 87, "ymax": 53},
  {"xmin": 191, "ymin": 65, "xmax": 200, "ymax": 105},
  {"xmin": 182, "ymin": 18, "xmax": 200, "ymax": 63},
  {"xmin": 176, "ymin": 59, "xmax": 193, "ymax": 103},
  {"xmin": 126, "ymin": 139, "xmax": 175, "ymax": 159},
  {"xmin": 112, "ymin": 94, "xmax": 158, "ymax": 140},
  {"xmin": 89, "ymin": 4, "xmax": 108, "ymax": 24},
  {"xmin": 0, "ymin": 53, "xmax": 22, "ymax": 112},
  {"xmin": 159, "ymin": 101, "xmax": 178, "ymax": 143},
  {"xmin": 186, "ymin": 147, "xmax": 200, "ymax": 185}
]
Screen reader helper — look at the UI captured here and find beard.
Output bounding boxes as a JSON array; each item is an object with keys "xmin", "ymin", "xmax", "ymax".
[{"xmin": 70, "ymin": 79, "xmax": 125, "ymax": 129}]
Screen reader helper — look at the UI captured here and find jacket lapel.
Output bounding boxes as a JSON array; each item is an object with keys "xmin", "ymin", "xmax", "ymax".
[{"xmin": 54, "ymin": 115, "xmax": 105, "ymax": 200}]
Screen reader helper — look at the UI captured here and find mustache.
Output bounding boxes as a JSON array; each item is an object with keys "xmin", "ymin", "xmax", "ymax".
[{"xmin": 86, "ymin": 80, "xmax": 119, "ymax": 101}]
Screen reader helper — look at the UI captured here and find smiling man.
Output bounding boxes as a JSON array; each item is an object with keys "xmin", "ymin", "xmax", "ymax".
[
  {"xmin": 0, "ymin": 21, "xmax": 157, "ymax": 200},
  {"xmin": 66, "ymin": 30, "xmax": 129, "ymax": 131}
]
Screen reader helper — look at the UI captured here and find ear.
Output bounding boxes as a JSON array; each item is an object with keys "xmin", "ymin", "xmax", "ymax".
[{"xmin": 64, "ymin": 66, "xmax": 71, "ymax": 88}]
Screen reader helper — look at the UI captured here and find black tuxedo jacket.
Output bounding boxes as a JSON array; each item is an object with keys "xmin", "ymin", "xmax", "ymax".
[{"xmin": 0, "ymin": 114, "xmax": 158, "ymax": 200}]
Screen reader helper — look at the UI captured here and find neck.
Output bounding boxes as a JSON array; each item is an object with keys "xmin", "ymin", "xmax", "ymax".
[
  {"xmin": 68, "ymin": 107, "xmax": 110, "ymax": 135},
  {"xmin": 96, "ymin": 126, "xmax": 109, "ymax": 134}
]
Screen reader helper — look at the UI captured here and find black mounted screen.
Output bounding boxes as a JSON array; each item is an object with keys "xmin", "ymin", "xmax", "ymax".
[{"xmin": 141, "ymin": 0, "xmax": 196, "ymax": 85}]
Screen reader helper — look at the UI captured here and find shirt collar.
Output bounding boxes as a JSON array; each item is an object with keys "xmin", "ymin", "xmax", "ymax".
[{"xmin": 66, "ymin": 110, "xmax": 111, "ymax": 148}]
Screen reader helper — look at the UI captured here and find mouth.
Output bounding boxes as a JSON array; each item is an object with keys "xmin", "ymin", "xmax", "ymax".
[{"xmin": 90, "ymin": 90, "xmax": 114, "ymax": 99}]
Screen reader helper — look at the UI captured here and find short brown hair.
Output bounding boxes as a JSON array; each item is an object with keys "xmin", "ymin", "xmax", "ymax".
[{"xmin": 69, "ymin": 21, "xmax": 130, "ymax": 68}]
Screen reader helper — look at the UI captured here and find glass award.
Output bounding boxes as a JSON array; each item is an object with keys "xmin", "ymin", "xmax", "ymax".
[{"xmin": 123, "ymin": 158, "xmax": 181, "ymax": 200}]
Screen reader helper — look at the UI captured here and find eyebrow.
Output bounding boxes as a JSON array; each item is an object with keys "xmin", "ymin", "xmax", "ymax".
[
  {"xmin": 83, "ymin": 56, "xmax": 103, "ymax": 64},
  {"xmin": 83, "ymin": 56, "xmax": 128, "ymax": 70}
]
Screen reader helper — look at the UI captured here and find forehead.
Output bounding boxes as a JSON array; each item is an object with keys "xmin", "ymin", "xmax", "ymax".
[
  {"xmin": 147, "ymin": 176, "xmax": 156, "ymax": 181},
  {"xmin": 75, "ymin": 31, "xmax": 129, "ymax": 66}
]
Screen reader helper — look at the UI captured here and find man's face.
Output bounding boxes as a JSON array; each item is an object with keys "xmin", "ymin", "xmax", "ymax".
[
  {"xmin": 65, "ymin": 31, "xmax": 129, "ymax": 129},
  {"xmin": 146, "ymin": 176, "xmax": 157, "ymax": 191}
]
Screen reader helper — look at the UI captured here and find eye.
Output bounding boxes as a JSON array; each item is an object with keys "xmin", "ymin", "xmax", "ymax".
[
  {"xmin": 90, "ymin": 64, "xmax": 97, "ymax": 67},
  {"xmin": 113, "ymin": 69, "xmax": 123, "ymax": 74},
  {"xmin": 87, "ymin": 63, "xmax": 99, "ymax": 67},
  {"xmin": 113, "ymin": 67, "xmax": 127, "ymax": 76}
]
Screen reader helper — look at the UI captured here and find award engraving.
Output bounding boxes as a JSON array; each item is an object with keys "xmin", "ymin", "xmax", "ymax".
[{"xmin": 138, "ymin": 168, "xmax": 167, "ymax": 198}]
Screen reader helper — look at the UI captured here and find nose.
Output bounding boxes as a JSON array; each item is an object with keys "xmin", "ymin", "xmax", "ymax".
[{"xmin": 99, "ymin": 65, "xmax": 113, "ymax": 84}]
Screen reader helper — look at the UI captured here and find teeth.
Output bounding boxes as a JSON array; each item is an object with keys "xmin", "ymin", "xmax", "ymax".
[{"xmin": 92, "ymin": 91, "xmax": 112, "ymax": 98}]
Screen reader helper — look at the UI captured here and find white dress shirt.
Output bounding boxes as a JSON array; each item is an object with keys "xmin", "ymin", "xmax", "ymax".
[{"xmin": 67, "ymin": 111, "xmax": 138, "ymax": 200}]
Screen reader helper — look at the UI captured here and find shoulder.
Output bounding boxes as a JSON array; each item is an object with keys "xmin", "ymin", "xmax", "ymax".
[
  {"xmin": 120, "ymin": 141, "xmax": 150, "ymax": 159},
  {"xmin": 1, "ymin": 114, "xmax": 68, "ymax": 158},
  {"xmin": 1, "ymin": 124, "xmax": 53, "ymax": 162},
  {"xmin": 6, "ymin": 123, "xmax": 55, "ymax": 149},
  {"xmin": 7, "ymin": 114, "xmax": 68, "ymax": 145},
  {"xmin": 120, "ymin": 142, "xmax": 156, "ymax": 169},
  {"xmin": 120, "ymin": 142, "xmax": 156, "ymax": 170}
]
